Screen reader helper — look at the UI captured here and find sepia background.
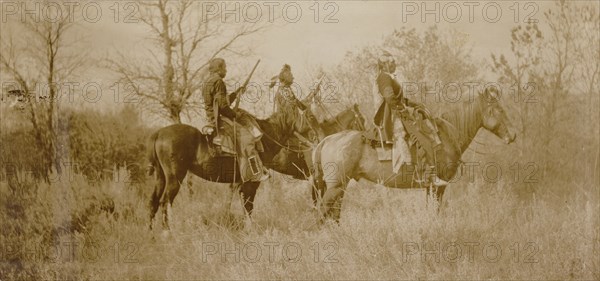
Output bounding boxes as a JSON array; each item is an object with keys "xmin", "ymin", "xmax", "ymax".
[{"xmin": 1, "ymin": 0, "xmax": 598, "ymax": 279}]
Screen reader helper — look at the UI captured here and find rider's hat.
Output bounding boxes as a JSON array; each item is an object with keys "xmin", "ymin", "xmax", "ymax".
[{"xmin": 377, "ymin": 51, "xmax": 395, "ymax": 69}]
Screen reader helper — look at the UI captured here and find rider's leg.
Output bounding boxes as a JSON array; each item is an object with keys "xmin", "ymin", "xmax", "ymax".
[
  {"xmin": 423, "ymin": 149, "xmax": 448, "ymax": 186},
  {"xmin": 392, "ymin": 117, "xmax": 411, "ymax": 173}
]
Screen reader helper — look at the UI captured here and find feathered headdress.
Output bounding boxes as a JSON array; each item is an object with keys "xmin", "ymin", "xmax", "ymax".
[{"xmin": 269, "ymin": 64, "xmax": 293, "ymax": 88}]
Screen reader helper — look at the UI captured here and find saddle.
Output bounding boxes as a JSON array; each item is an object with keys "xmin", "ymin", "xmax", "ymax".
[
  {"xmin": 201, "ymin": 112, "xmax": 266, "ymax": 182},
  {"xmin": 363, "ymin": 106, "xmax": 439, "ymax": 163},
  {"xmin": 201, "ymin": 124, "xmax": 236, "ymax": 156},
  {"xmin": 362, "ymin": 127, "xmax": 400, "ymax": 162}
]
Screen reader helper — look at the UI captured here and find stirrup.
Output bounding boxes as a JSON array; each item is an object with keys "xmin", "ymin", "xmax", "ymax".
[
  {"xmin": 429, "ymin": 165, "xmax": 448, "ymax": 186},
  {"xmin": 416, "ymin": 166, "xmax": 449, "ymax": 186},
  {"xmin": 258, "ymin": 171, "xmax": 270, "ymax": 181},
  {"xmin": 430, "ymin": 175, "xmax": 449, "ymax": 186},
  {"xmin": 415, "ymin": 175, "xmax": 448, "ymax": 186}
]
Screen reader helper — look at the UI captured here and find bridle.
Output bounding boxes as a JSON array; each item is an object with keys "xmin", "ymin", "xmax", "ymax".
[{"xmin": 350, "ymin": 106, "xmax": 366, "ymax": 131}]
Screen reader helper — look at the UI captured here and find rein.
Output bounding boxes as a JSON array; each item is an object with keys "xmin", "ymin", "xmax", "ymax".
[
  {"xmin": 316, "ymin": 99, "xmax": 345, "ymax": 129},
  {"xmin": 350, "ymin": 106, "xmax": 366, "ymax": 131}
]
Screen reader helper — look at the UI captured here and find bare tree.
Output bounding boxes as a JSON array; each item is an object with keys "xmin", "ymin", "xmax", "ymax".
[
  {"xmin": 107, "ymin": 0, "xmax": 267, "ymax": 124},
  {"xmin": 491, "ymin": 22, "xmax": 544, "ymax": 157},
  {"xmin": 491, "ymin": 0, "xmax": 600, "ymax": 183},
  {"xmin": 1, "ymin": 0, "xmax": 84, "ymax": 179},
  {"xmin": 571, "ymin": 4, "xmax": 599, "ymax": 136}
]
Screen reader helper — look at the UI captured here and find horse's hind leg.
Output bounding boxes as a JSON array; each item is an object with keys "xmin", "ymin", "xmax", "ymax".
[
  {"xmin": 319, "ymin": 182, "xmax": 346, "ymax": 223},
  {"xmin": 311, "ymin": 175, "xmax": 326, "ymax": 208},
  {"xmin": 239, "ymin": 182, "xmax": 260, "ymax": 216},
  {"xmin": 160, "ymin": 170, "xmax": 187, "ymax": 230},
  {"xmin": 331, "ymin": 190, "xmax": 345, "ymax": 222},
  {"xmin": 149, "ymin": 170, "xmax": 166, "ymax": 230}
]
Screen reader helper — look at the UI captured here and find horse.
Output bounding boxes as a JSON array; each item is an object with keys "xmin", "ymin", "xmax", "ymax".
[
  {"xmin": 222, "ymin": 103, "xmax": 366, "ymax": 217},
  {"xmin": 146, "ymin": 100, "xmax": 367, "ymax": 230},
  {"xmin": 267, "ymin": 103, "xmax": 367, "ymax": 180},
  {"xmin": 312, "ymin": 88, "xmax": 517, "ymax": 221},
  {"xmin": 146, "ymin": 105, "xmax": 319, "ymax": 230}
]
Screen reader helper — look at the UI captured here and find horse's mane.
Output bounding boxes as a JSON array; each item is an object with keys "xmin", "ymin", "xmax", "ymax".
[
  {"xmin": 438, "ymin": 94, "xmax": 484, "ymax": 150},
  {"xmin": 320, "ymin": 104, "xmax": 365, "ymax": 131},
  {"xmin": 320, "ymin": 107, "xmax": 352, "ymax": 128},
  {"xmin": 255, "ymin": 106, "xmax": 298, "ymax": 139}
]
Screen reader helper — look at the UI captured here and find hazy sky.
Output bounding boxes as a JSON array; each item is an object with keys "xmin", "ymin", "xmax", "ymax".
[
  {"xmin": 78, "ymin": 0, "xmax": 558, "ymax": 82},
  {"xmin": 1, "ymin": 0, "xmax": 575, "ymax": 122}
]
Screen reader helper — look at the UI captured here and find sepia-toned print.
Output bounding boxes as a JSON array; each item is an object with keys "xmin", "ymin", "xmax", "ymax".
[{"xmin": 1, "ymin": 1, "xmax": 598, "ymax": 280}]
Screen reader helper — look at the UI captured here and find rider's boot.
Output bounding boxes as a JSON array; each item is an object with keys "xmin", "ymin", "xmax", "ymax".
[
  {"xmin": 427, "ymin": 165, "xmax": 448, "ymax": 186},
  {"xmin": 247, "ymin": 155, "xmax": 270, "ymax": 181}
]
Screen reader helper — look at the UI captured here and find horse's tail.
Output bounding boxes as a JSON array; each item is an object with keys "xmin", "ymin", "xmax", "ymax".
[
  {"xmin": 146, "ymin": 131, "xmax": 160, "ymax": 177},
  {"xmin": 311, "ymin": 139, "xmax": 327, "ymax": 206}
]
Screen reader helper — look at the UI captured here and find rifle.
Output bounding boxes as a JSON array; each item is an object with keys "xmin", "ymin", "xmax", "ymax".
[
  {"xmin": 234, "ymin": 59, "xmax": 261, "ymax": 110},
  {"xmin": 302, "ymin": 75, "xmax": 325, "ymax": 105}
]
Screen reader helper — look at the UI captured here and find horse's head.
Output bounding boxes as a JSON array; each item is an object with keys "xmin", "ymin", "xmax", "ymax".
[
  {"xmin": 294, "ymin": 107, "xmax": 320, "ymax": 140},
  {"xmin": 349, "ymin": 104, "xmax": 366, "ymax": 131},
  {"xmin": 306, "ymin": 102, "xmax": 367, "ymax": 139},
  {"xmin": 480, "ymin": 88, "xmax": 517, "ymax": 144},
  {"xmin": 334, "ymin": 103, "xmax": 367, "ymax": 131}
]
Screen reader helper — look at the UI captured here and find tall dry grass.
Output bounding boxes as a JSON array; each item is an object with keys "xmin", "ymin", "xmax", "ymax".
[{"xmin": 1, "ymin": 165, "xmax": 597, "ymax": 280}]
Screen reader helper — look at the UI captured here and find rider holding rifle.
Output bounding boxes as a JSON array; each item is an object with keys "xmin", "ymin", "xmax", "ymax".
[{"xmin": 202, "ymin": 58, "xmax": 268, "ymax": 181}]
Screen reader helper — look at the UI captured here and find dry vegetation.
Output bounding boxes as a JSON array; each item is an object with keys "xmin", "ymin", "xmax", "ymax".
[
  {"xmin": 1, "ymin": 162, "xmax": 598, "ymax": 280},
  {"xmin": 1, "ymin": 0, "xmax": 599, "ymax": 280}
]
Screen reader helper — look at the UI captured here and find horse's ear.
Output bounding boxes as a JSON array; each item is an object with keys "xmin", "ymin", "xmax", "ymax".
[{"xmin": 353, "ymin": 103, "xmax": 359, "ymax": 111}]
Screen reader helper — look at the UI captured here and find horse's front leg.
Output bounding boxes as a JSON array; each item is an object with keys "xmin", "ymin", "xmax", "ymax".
[
  {"xmin": 426, "ymin": 184, "xmax": 447, "ymax": 212},
  {"xmin": 239, "ymin": 181, "xmax": 260, "ymax": 216},
  {"xmin": 227, "ymin": 182, "xmax": 241, "ymax": 212}
]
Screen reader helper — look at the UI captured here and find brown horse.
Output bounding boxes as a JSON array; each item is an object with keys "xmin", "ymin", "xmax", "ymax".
[
  {"xmin": 146, "ymin": 106, "xmax": 319, "ymax": 230},
  {"xmin": 312, "ymin": 88, "xmax": 517, "ymax": 221}
]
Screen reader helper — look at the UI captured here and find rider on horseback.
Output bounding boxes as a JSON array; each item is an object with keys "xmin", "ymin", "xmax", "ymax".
[
  {"xmin": 271, "ymin": 64, "xmax": 307, "ymax": 112},
  {"xmin": 202, "ymin": 58, "xmax": 269, "ymax": 182},
  {"xmin": 374, "ymin": 51, "xmax": 448, "ymax": 186}
]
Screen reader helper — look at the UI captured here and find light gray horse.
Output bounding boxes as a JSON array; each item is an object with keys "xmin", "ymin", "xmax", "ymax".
[{"xmin": 312, "ymin": 88, "xmax": 517, "ymax": 221}]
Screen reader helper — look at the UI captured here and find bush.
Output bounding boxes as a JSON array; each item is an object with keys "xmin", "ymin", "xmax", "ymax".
[{"xmin": 1, "ymin": 105, "xmax": 153, "ymax": 183}]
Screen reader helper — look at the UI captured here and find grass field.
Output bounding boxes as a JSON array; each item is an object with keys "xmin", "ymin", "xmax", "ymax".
[{"xmin": 1, "ymin": 167, "xmax": 598, "ymax": 280}]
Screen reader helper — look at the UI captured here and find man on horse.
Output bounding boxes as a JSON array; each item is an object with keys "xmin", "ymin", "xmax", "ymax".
[
  {"xmin": 373, "ymin": 51, "xmax": 448, "ymax": 186},
  {"xmin": 271, "ymin": 64, "xmax": 308, "ymax": 112},
  {"xmin": 269, "ymin": 64, "xmax": 318, "ymax": 170},
  {"xmin": 202, "ymin": 57, "xmax": 269, "ymax": 182}
]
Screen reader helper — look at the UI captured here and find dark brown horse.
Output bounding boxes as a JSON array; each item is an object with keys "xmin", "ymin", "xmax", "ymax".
[
  {"xmin": 146, "ymin": 103, "xmax": 366, "ymax": 230},
  {"xmin": 312, "ymin": 88, "xmax": 517, "ymax": 221},
  {"xmin": 147, "ymin": 107, "xmax": 319, "ymax": 230}
]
